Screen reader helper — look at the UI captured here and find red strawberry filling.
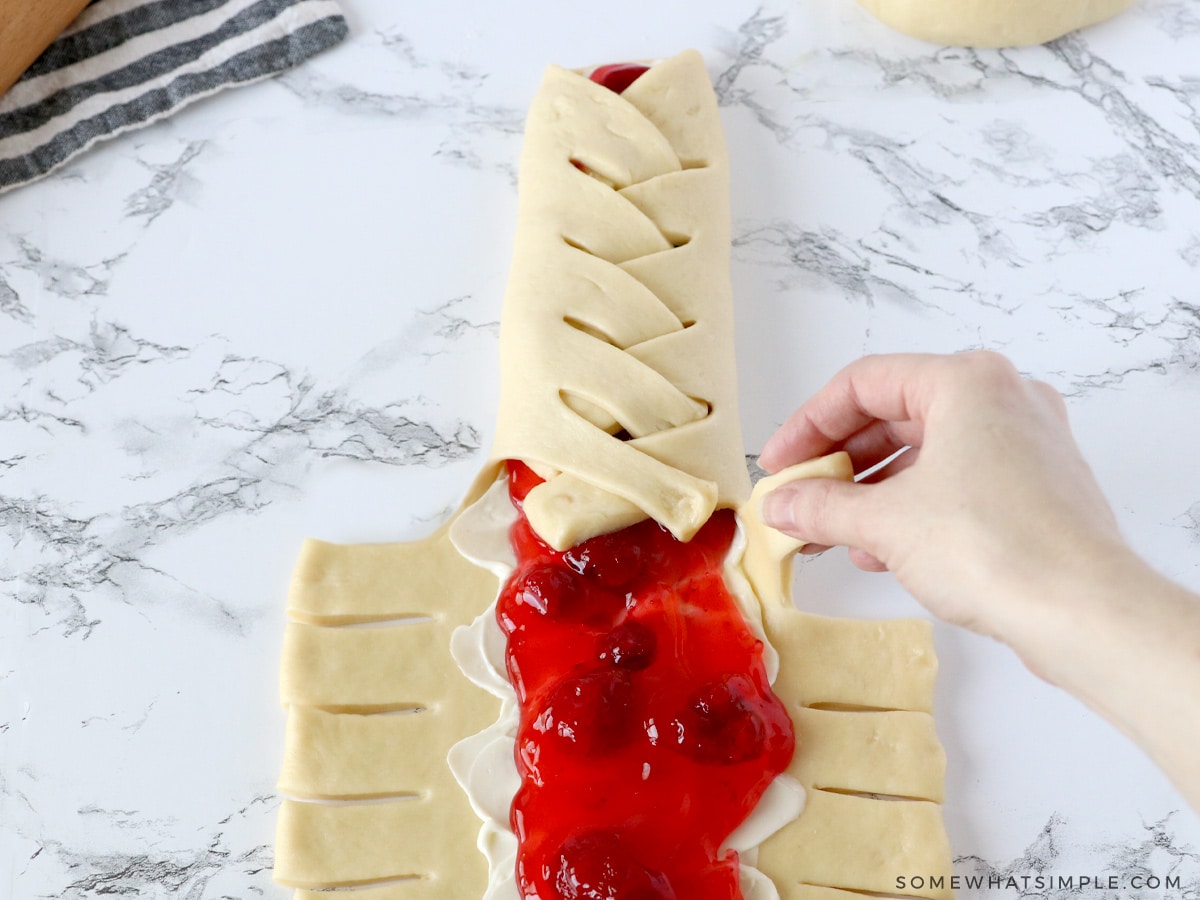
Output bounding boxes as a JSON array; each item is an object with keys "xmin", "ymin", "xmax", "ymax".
[{"xmin": 498, "ymin": 461, "xmax": 795, "ymax": 899}]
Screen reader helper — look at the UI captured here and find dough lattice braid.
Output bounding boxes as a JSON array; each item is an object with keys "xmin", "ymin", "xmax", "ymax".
[
  {"xmin": 273, "ymin": 49, "xmax": 953, "ymax": 900},
  {"xmin": 491, "ymin": 52, "xmax": 747, "ymax": 551}
]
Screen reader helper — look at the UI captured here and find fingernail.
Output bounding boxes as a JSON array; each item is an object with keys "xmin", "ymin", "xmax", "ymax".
[{"xmin": 761, "ymin": 490, "xmax": 793, "ymax": 529}]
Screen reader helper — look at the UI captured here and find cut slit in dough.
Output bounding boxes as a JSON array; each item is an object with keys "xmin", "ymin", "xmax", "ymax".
[{"xmin": 273, "ymin": 49, "xmax": 953, "ymax": 900}]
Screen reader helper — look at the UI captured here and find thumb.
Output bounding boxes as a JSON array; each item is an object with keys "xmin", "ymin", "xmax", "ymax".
[{"xmin": 761, "ymin": 477, "xmax": 877, "ymax": 551}]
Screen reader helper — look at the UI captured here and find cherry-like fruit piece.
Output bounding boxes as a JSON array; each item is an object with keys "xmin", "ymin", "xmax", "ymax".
[
  {"xmin": 508, "ymin": 564, "xmax": 626, "ymax": 628},
  {"xmin": 599, "ymin": 621, "xmax": 657, "ymax": 670},
  {"xmin": 671, "ymin": 675, "xmax": 766, "ymax": 765},
  {"xmin": 564, "ymin": 531, "xmax": 644, "ymax": 590},
  {"xmin": 554, "ymin": 830, "xmax": 677, "ymax": 900},
  {"xmin": 535, "ymin": 668, "xmax": 636, "ymax": 755},
  {"xmin": 513, "ymin": 564, "xmax": 587, "ymax": 618}
]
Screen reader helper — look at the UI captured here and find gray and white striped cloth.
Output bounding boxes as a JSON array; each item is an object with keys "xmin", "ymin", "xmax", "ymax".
[{"xmin": 0, "ymin": 0, "xmax": 346, "ymax": 194}]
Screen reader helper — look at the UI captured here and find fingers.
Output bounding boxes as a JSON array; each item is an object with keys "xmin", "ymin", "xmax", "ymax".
[
  {"xmin": 855, "ymin": 445, "xmax": 918, "ymax": 484},
  {"xmin": 800, "ymin": 543, "xmax": 888, "ymax": 572},
  {"xmin": 838, "ymin": 419, "xmax": 923, "ymax": 474},
  {"xmin": 758, "ymin": 353, "xmax": 942, "ymax": 472},
  {"xmin": 800, "ymin": 542, "xmax": 887, "ymax": 573},
  {"xmin": 847, "ymin": 547, "xmax": 889, "ymax": 572},
  {"xmin": 761, "ymin": 477, "xmax": 880, "ymax": 552},
  {"xmin": 759, "ymin": 350, "xmax": 1035, "ymax": 473}
]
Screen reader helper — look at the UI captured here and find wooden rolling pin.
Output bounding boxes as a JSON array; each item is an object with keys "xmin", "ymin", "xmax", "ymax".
[{"xmin": 0, "ymin": 0, "xmax": 91, "ymax": 97}]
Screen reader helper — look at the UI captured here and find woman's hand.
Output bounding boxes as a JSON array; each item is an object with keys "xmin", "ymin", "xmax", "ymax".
[
  {"xmin": 758, "ymin": 351, "xmax": 1200, "ymax": 809},
  {"xmin": 758, "ymin": 351, "xmax": 1125, "ymax": 640}
]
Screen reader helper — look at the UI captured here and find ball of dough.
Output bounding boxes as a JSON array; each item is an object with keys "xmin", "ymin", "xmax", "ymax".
[{"xmin": 855, "ymin": 0, "xmax": 1136, "ymax": 47}]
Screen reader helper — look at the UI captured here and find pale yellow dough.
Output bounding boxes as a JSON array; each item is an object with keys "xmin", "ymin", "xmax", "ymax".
[
  {"xmin": 739, "ymin": 453, "xmax": 855, "ymax": 603},
  {"xmin": 274, "ymin": 49, "xmax": 952, "ymax": 900},
  {"xmin": 855, "ymin": 0, "xmax": 1135, "ymax": 47},
  {"xmin": 489, "ymin": 51, "xmax": 747, "ymax": 550},
  {"xmin": 274, "ymin": 526, "xmax": 499, "ymax": 896}
]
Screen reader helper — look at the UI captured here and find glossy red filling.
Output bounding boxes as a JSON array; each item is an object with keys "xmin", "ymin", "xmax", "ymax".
[
  {"xmin": 590, "ymin": 62, "xmax": 651, "ymax": 93},
  {"xmin": 497, "ymin": 461, "xmax": 795, "ymax": 899}
]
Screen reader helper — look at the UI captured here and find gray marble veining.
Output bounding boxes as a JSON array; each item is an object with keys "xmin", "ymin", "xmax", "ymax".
[{"xmin": 2, "ymin": 0, "xmax": 1198, "ymax": 896}]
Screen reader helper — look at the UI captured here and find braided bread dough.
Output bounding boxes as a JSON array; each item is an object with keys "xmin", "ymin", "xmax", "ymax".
[
  {"xmin": 274, "ymin": 50, "xmax": 953, "ymax": 900},
  {"xmin": 490, "ymin": 52, "xmax": 747, "ymax": 550}
]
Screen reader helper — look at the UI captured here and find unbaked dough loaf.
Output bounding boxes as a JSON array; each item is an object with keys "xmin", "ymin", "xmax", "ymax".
[
  {"xmin": 273, "ymin": 49, "xmax": 953, "ymax": 900},
  {"xmin": 855, "ymin": 0, "xmax": 1135, "ymax": 47}
]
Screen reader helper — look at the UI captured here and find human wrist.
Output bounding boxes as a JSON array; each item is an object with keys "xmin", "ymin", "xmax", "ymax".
[
  {"xmin": 1004, "ymin": 549, "xmax": 1200, "ymax": 804},
  {"xmin": 991, "ymin": 538, "xmax": 1149, "ymax": 691}
]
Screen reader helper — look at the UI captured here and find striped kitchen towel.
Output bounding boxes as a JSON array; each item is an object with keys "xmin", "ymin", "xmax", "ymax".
[{"xmin": 0, "ymin": 0, "xmax": 347, "ymax": 194}]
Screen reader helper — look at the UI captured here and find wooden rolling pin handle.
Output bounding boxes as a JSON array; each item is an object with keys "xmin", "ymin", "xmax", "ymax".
[{"xmin": 0, "ymin": 0, "xmax": 92, "ymax": 98}]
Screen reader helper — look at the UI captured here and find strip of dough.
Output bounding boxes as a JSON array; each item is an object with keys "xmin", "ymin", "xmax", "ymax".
[
  {"xmin": 788, "ymin": 707, "xmax": 946, "ymax": 802},
  {"xmin": 767, "ymin": 611, "xmax": 938, "ymax": 712},
  {"xmin": 276, "ymin": 773, "xmax": 474, "ymax": 888},
  {"xmin": 740, "ymin": 454, "xmax": 855, "ymax": 602},
  {"xmin": 758, "ymin": 790, "xmax": 952, "ymax": 899},
  {"xmin": 279, "ymin": 702, "xmax": 497, "ymax": 800},
  {"xmin": 288, "ymin": 524, "xmax": 496, "ymax": 625}
]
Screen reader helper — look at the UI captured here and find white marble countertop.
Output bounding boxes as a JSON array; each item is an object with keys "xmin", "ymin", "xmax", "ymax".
[{"xmin": 3, "ymin": 1, "xmax": 1199, "ymax": 896}]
